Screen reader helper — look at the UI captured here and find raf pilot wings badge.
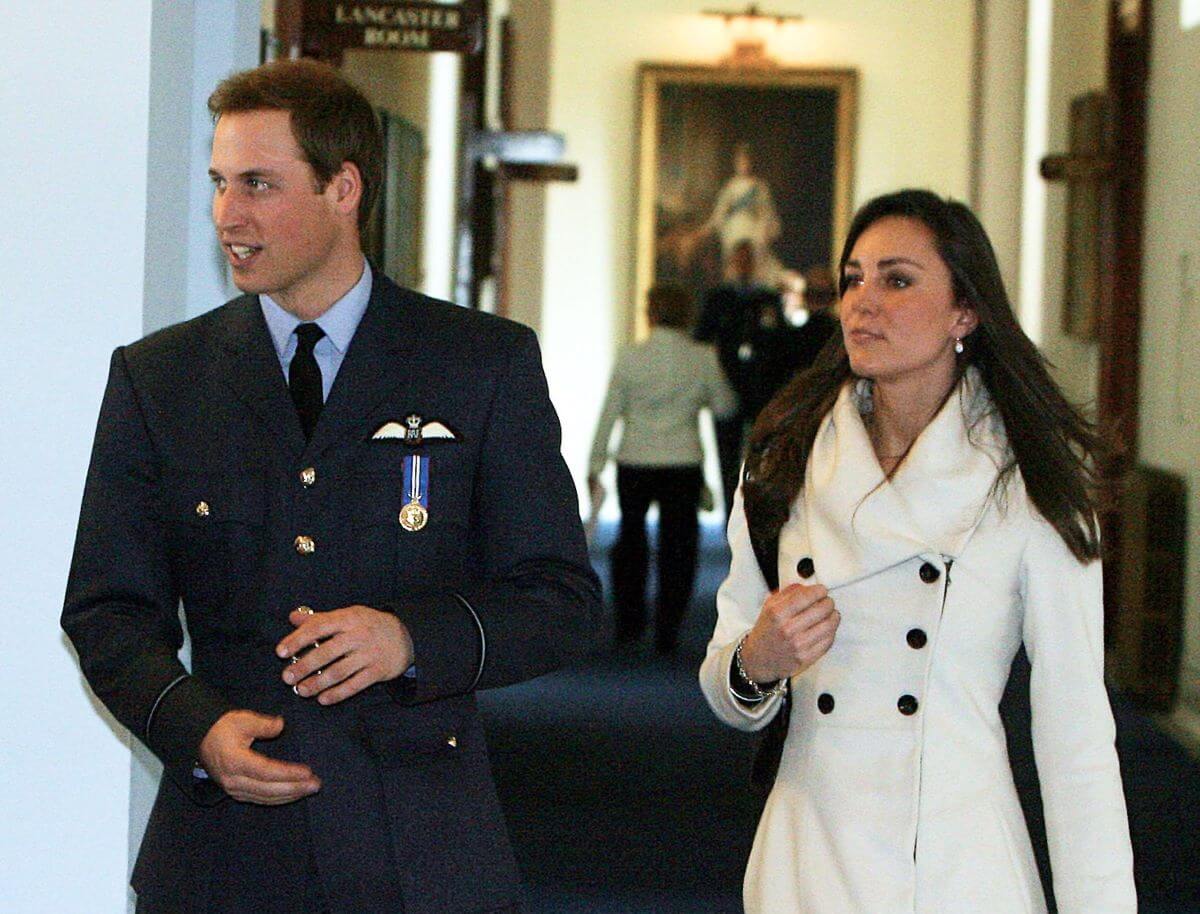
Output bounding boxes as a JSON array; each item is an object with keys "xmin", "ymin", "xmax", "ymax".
[
  {"xmin": 370, "ymin": 414, "xmax": 459, "ymax": 533},
  {"xmin": 371, "ymin": 413, "xmax": 459, "ymax": 445}
]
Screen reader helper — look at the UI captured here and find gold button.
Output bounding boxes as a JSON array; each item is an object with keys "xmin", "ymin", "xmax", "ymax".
[
  {"xmin": 296, "ymin": 605, "xmax": 314, "ymax": 615},
  {"xmin": 294, "ymin": 535, "xmax": 316, "ymax": 555},
  {"xmin": 446, "ymin": 735, "xmax": 458, "ymax": 749},
  {"xmin": 195, "ymin": 501, "xmax": 210, "ymax": 517},
  {"xmin": 300, "ymin": 467, "xmax": 316, "ymax": 487}
]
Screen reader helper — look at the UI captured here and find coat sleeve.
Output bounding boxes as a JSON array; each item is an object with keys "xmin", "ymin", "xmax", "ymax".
[
  {"xmin": 587, "ymin": 351, "xmax": 626, "ymax": 478},
  {"xmin": 62, "ymin": 348, "xmax": 233, "ymax": 802},
  {"xmin": 385, "ymin": 326, "xmax": 603, "ymax": 703},
  {"xmin": 1020, "ymin": 519, "xmax": 1136, "ymax": 913},
  {"xmin": 703, "ymin": 345, "xmax": 738, "ymax": 421},
  {"xmin": 699, "ymin": 486, "xmax": 784, "ymax": 730}
]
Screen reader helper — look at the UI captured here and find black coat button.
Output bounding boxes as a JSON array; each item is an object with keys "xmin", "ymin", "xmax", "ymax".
[
  {"xmin": 817, "ymin": 693, "xmax": 835, "ymax": 714},
  {"xmin": 897, "ymin": 694, "xmax": 919, "ymax": 715},
  {"xmin": 797, "ymin": 557, "xmax": 815, "ymax": 579},
  {"xmin": 919, "ymin": 562, "xmax": 940, "ymax": 583},
  {"xmin": 906, "ymin": 628, "xmax": 928, "ymax": 649}
]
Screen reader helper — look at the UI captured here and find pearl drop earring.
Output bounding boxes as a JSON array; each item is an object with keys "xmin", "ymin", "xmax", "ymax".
[{"xmin": 954, "ymin": 337, "xmax": 964, "ymax": 355}]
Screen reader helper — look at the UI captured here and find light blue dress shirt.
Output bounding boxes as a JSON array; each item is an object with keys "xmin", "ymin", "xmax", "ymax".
[{"xmin": 259, "ymin": 258, "xmax": 373, "ymax": 401}]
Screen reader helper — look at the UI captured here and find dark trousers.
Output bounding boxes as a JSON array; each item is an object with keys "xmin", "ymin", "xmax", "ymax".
[
  {"xmin": 612, "ymin": 464, "xmax": 704, "ymax": 651},
  {"xmin": 714, "ymin": 414, "xmax": 747, "ymax": 521}
]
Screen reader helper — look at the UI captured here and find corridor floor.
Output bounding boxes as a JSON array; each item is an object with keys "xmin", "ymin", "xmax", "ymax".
[{"xmin": 479, "ymin": 523, "xmax": 1200, "ymax": 913}]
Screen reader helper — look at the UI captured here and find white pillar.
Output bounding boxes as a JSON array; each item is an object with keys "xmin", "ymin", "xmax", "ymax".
[{"xmin": 0, "ymin": 4, "xmax": 153, "ymax": 912}]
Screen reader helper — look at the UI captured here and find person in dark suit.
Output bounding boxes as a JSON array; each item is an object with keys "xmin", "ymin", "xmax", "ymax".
[
  {"xmin": 694, "ymin": 240, "xmax": 795, "ymax": 519},
  {"xmin": 62, "ymin": 59, "xmax": 601, "ymax": 914},
  {"xmin": 790, "ymin": 264, "xmax": 840, "ymax": 369}
]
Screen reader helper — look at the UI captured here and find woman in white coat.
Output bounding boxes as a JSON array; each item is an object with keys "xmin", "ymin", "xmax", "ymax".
[{"xmin": 699, "ymin": 189, "xmax": 1136, "ymax": 913}]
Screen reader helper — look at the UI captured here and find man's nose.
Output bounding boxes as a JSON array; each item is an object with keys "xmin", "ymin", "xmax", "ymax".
[{"xmin": 213, "ymin": 189, "xmax": 245, "ymax": 230}]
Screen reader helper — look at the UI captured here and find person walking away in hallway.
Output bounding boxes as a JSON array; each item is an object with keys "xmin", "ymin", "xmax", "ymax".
[{"xmin": 589, "ymin": 285, "xmax": 736, "ymax": 652}]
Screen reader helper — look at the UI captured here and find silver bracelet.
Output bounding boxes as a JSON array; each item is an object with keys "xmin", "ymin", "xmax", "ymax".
[{"xmin": 732, "ymin": 634, "xmax": 785, "ymax": 702}]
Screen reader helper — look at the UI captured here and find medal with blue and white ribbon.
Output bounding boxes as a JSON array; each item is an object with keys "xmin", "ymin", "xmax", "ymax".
[{"xmin": 399, "ymin": 454, "xmax": 430, "ymax": 532}]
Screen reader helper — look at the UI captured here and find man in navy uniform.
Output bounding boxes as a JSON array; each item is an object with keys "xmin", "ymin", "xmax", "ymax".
[
  {"xmin": 63, "ymin": 59, "xmax": 601, "ymax": 914},
  {"xmin": 694, "ymin": 239, "xmax": 794, "ymax": 519}
]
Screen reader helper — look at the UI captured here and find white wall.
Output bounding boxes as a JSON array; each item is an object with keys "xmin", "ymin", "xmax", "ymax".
[
  {"xmin": 1143, "ymin": 2, "xmax": 1200, "ymax": 733},
  {"xmin": 0, "ymin": 3, "xmax": 256, "ymax": 911},
  {"xmin": 0, "ymin": 5, "xmax": 153, "ymax": 912},
  {"xmin": 504, "ymin": 0, "xmax": 554, "ymax": 333},
  {"xmin": 972, "ymin": 0, "xmax": 1028, "ymax": 304},
  {"xmin": 1034, "ymin": 0, "xmax": 1108, "ymax": 408},
  {"xmin": 513, "ymin": 0, "xmax": 978, "ymax": 505}
]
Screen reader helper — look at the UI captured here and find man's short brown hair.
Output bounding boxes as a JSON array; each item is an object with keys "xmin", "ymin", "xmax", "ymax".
[
  {"xmin": 208, "ymin": 59, "xmax": 383, "ymax": 232},
  {"xmin": 646, "ymin": 284, "xmax": 695, "ymax": 330}
]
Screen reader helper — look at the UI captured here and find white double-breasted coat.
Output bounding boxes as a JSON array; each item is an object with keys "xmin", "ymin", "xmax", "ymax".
[{"xmin": 700, "ymin": 372, "xmax": 1136, "ymax": 913}]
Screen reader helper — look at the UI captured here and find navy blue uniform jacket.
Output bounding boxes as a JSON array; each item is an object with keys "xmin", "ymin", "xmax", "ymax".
[{"xmin": 62, "ymin": 274, "xmax": 602, "ymax": 913}]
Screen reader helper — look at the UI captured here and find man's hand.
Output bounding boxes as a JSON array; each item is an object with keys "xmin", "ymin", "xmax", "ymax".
[
  {"xmin": 739, "ymin": 583, "xmax": 839, "ymax": 683},
  {"xmin": 198, "ymin": 710, "xmax": 321, "ymax": 805},
  {"xmin": 276, "ymin": 605, "xmax": 413, "ymax": 705}
]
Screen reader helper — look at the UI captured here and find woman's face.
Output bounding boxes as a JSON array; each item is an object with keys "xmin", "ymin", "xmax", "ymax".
[
  {"xmin": 839, "ymin": 215, "xmax": 977, "ymax": 389},
  {"xmin": 733, "ymin": 147, "xmax": 751, "ymax": 176}
]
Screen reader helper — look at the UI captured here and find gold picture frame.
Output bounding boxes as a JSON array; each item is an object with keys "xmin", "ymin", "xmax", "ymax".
[{"xmin": 634, "ymin": 64, "xmax": 857, "ymax": 337}]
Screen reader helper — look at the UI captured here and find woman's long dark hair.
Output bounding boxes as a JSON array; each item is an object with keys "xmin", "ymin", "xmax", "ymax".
[{"xmin": 742, "ymin": 189, "xmax": 1103, "ymax": 563}]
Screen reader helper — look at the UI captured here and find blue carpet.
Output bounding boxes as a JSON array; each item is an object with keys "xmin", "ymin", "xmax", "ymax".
[{"xmin": 480, "ymin": 521, "xmax": 1200, "ymax": 913}]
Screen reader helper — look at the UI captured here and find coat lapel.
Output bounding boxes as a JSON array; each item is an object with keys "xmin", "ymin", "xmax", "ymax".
[
  {"xmin": 213, "ymin": 295, "xmax": 308, "ymax": 460},
  {"xmin": 304, "ymin": 276, "xmax": 412, "ymax": 462},
  {"xmin": 804, "ymin": 368, "xmax": 1009, "ymax": 589}
]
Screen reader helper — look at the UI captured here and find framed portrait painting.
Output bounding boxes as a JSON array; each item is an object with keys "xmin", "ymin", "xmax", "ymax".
[{"xmin": 635, "ymin": 64, "xmax": 856, "ymax": 336}]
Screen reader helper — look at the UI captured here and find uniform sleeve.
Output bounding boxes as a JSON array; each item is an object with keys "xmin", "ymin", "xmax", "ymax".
[
  {"xmin": 384, "ymin": 326, "xmax": 603, "ymax": 703},
  {"xmin": 1021, "ymin": 519, "xmax": 1136, "ymax": 913},
  {"xmin": 62, "ymin": 349, "xmax": 233, "ymax": 803},
  {"xmin": 588, "ymin": 353, "xmax": 626, "ymax": 478},
  {"xmin": 699, "ymin": 486, "xmax": 784, "ymax": 730}
]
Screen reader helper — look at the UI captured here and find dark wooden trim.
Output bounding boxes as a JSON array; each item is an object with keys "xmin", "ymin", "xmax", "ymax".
[
  {"xmin": 1098, "ymin": 0, "xmax": 1151, "ymax": 643},
  {"xmin": 498, "ymin": 162, "xmax": 579, "ymax": 182},
  {"xmin": 275, "ymin": 0, "xmax": 304, "ymax": 57},
  {"xmin": 1039, "ymin": 154, "xmax": 1112, "ymax": 181}
]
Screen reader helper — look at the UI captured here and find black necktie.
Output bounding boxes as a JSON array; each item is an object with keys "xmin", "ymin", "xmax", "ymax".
[{"xmin": 289, "ymin": 323, "xmax": 326, "ymax": 440}]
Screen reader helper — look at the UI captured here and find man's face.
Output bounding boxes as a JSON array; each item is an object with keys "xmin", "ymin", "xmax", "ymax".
[{"xmin": 209, "ymin": 109, "xmax": 346, "ymax": 312}]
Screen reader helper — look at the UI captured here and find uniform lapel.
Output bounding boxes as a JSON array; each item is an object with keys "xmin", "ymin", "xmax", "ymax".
[
  {"xmin": 213, "ymin": 295, "xmax": 307, "ymax": 460},
  {"xmin": 304, "ymin": 276, "xmax": 411, "ymax": 462}
]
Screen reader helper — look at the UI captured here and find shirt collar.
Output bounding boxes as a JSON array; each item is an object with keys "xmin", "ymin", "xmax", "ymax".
[{"xmin": 259, "ymin": 258, "xmax": 373, "ymax": 358}]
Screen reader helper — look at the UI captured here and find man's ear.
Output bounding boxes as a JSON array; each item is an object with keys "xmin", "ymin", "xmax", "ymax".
[{"xmin": 328, "ymin": 161, "xmax": 363, "ymax": 218}]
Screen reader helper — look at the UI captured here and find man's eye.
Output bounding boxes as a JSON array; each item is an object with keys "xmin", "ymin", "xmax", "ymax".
[{"xmin": 248, "ymin": 178, "xmax": 270, "ymax": 191}]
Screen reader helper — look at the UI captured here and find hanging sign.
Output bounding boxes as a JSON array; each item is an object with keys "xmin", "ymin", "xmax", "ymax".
[{"xmin": 302, "ymin": 1, "xmax": 483, "ymax": 55}]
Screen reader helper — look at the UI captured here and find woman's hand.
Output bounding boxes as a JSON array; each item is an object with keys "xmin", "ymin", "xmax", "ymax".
[{"xmin": 739, "ymin": 583, "xmax": 839, "ymax": 684}]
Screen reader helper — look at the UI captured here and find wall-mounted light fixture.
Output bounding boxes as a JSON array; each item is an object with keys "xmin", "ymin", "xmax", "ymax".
[{"xmin": 702, "ymin": 4, "xmax": 804, "ymax": 67}]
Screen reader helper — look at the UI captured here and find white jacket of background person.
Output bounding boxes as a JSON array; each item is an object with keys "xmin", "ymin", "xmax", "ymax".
[
  {"xmin": 589, "ymin": 326, "xmax": 736, "ymax": 476},
  {"xmin": 700, "ymin": 371, "xmax": 1136, "ymax": 914}
]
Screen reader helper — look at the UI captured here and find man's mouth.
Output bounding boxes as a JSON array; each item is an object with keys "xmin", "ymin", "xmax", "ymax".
[{"xmin": 226, "ymin": 243, "xmax": 261, "ymax": 262}]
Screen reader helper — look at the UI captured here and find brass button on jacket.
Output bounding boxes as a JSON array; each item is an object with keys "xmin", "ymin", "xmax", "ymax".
[
  {"xmin": 300, "ymin": 467, "xmax": 317, "ymax": 487},
  {"xmin": 294, "ymin": 535, "xmax": 316, "ymax": 555}
]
